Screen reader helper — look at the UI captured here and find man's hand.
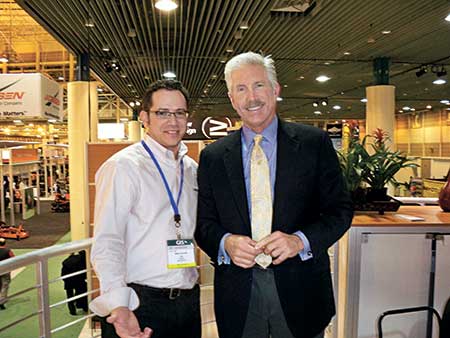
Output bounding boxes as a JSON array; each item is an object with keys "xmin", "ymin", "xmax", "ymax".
[
  {"xmin": 255, "ymin": 231, "xmax": 304, "ymax": 265},
  {"xmin": 107, "ymin": 307, "xmax": 153, "ymax": 338},
  {"xmin": 224, "ymin": 235, "xmax": 262, "ymax": 268}
]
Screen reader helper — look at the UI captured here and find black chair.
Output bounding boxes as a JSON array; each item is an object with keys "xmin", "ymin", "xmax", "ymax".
[{"xmin": 377, "ymin": 298, "xmax": 450, "ymax": 338}]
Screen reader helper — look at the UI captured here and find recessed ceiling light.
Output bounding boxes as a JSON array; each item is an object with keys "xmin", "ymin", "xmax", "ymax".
[
  {"xmin": 410, "ymin": 108, "xmax": 415, "ymax": 111},
  {"xmin": 48, "ymin": 119, "xmax": 57, "ymax": 123},
  {"xmin": 399, "ymin": 110, "xmax": 403, "ymax": 113},
  {"xmin": 297, "ymin": 76, "xmax": 305, "ymax": 80},
  {"xmin": 127, "ymin": 83, "xmax": 133, "ymax": 87},
  {"xmin": 440, "ymin": 99, "xmax": 449, "ymax": 104},
  {"xmin": 155, "ymin": 0, "xmax": 178, "ymax": 11},
  {"xmin": 225, "ymin": 46, "xmax": 234, "ymax": 53},
  {"xmin": 381, "ymin": 30, "xmax": 392, "ymax": 34},
  {"xmin": 283, "ymin": 84, "xmax": 288, "ymax": 88},
  {"xmin": 360, "ymin": 98, "xmax": 367, "ymax": 103},
  {"xmin": 445, "ymin": 13, "xmax": 450, "ymax": 22},
  {"xmin": 211, "ymin": 74, "xmax": 218, "ymax": 79},
  {"xmin": 129, "ymin": 102, "xmax": 135, "ymax": 107},
  {"xmin": 313, "ymin": 111, "xmax": 322, "ymax": 115},
  {"xmin": 163, "ymin": 71, "xmax": 176, "ymax": 78},
  {"xmin": 97, "ymin": 88, "xmax": 103, "ymax": 92},
  {"xmin": 402, "ymin": 106, "xmax": 411, "ymax": 111},
  {"xmin": 324, "ymin": 62, "xmax": 331, "ymax": 65},
  {"xmin": 239, "ymin": 20, "xmax": 249, "ymax": 30},
  {"xmin": 58, "ymin": 76, "xmax": 64, "ymax": 81},
  {"xmin": 120, "ymin": 118, "xmax": 129, "ymax": 122},
  {"xmin": 426, "ymin": 105, "xmax": 432, "ymax": 109},
  {"xmin": 127, "ymin": 28, "xmax": 137, "ymax": 38},
  {"xmin": 84, "ymin": 18, "xmax": 94, "ymax": 27},
  {"xmin": 13, "ymin": 119, "xmax": 22, "ymax": 123},
  {"xmin": 433, "ymin": 79, "xmax": 446, "ymax": 85},
  {"xmin": 332, "ymin": 105, "xmax": 341, "ymax": 110},
  {"xmin": 343, "ymin": 51, "xmax": 351, "ymax": 55},
  {"xmin": 121, "ymin": 74, "xmax": 127, "ymax": 78},
  {"xmin": 316, "ymin": 75, "xmax": 331, "ymax": 82},
  {"xmin": 135, "ymin": 101, "xmax": 141, "ymax": 106},
  {"xmin": 276, "ymin": 97, "xmax": 283, "ymax": 102},
  {"xmin": 102, "ymin": 45, "xmax": 110, "ymax": 52}
]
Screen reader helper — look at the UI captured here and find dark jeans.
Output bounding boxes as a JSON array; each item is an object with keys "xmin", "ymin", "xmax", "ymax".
[{"xmin": 101, "ymin": 283, "xmax": 201, "ymax": 338}]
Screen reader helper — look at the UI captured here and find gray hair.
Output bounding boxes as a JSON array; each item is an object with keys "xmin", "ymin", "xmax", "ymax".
[{"xmin": 224, "ymin": 52, "xmax": 278, "ymax": 91}]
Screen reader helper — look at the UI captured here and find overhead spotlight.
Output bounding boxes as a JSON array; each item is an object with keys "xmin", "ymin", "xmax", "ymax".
[
  {"xmin": 155, "ymin": 0, "xmax": 178, "ymax": 11},
  {"xmin": 436, "ymin": 67, "xmax": 447, "ymax": 77},
  {"xmin": 112, "ymin": 63, "xmax": 121, "ymax": 72},
  {"xmin": 103, "ymin": 61, "xmax": 113, "ymax": 73},
  {"xmin": 135, "ymin": 101, "xmax": 141, "ymax": 106},
  {"xmin": 316, "ymin": 75, "xmax": 331, "ymax": 82},
  {"xmin": 433, "ymin": 78, "xmax": 447, "ymax": 85},
  {"xmin": 127, "ymin": 28, "xmax": 137, "ymax": 38},
  {"xmin": 102, "ymin": 45, "xmax": 110, "ymax": 52},
  {"xmin": 163, "ymin": 71, "xmax": 176, "ymax": 78},
  {"xmin": 415, "ymin": 67, "xmax": 427, "ymax": 77},
  {"xmin": 129, "ymin": 102, "xmax": 135, "ymax": 107},
  {"xmin": 239, "ymin": 20, "xmax": 249, "ymax": 30},
  {"xmin": 312, "ymin": 101, "xmax": 319, "ymax": 107},
  {"xmin": 321, "ymin": 99, "xmax": 328, "ymax": 106},
  {"xmin": 84, "ymin": 18, "xmax": 94, "ymax": 27}
]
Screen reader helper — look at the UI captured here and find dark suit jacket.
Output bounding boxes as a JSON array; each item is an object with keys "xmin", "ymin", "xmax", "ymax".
[{"xmin": 195, "ymin": 119, "xmax": 353, "ymax": 338}]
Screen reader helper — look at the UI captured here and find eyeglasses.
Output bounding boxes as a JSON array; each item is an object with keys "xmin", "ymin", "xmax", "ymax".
[{"xmin": 149, "ymin": 110, "xmax": 189, "ymax": 119}]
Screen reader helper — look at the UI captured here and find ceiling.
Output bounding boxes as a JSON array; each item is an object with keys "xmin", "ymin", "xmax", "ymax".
[{"xmin": 13, "ymin": 0, "xmax": 450, "ymax": 121}]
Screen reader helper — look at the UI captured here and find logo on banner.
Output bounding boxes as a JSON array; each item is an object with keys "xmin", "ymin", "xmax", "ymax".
[{"xmin": 201, "ymin": 117, "xmax": 233, "ymax": 139}]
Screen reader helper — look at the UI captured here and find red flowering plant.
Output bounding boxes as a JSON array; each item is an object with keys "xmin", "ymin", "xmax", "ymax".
[{"xmin": 363, "ymin": 128, "xmax": 418, "ymax": 191}]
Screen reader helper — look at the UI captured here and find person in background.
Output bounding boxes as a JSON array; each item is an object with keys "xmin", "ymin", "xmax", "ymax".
[
  {"xmin": 61, "ymin": 250, "xmax": 88, "ymax": 315},
  {"xmin": 195, "ymin": 52, "xmax": 353, "ymax": 338},
  {"xmin": 90, "ymin": 80, "xmax": 200, "ymax": 338},
  {"xmin": 0, "ymin": 237, "xmax": 15, "ymax": 310}
]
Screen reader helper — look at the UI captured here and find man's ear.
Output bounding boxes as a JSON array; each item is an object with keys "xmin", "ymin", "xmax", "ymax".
[
  {"xmin": 274, "ymin": 82, "xmax": 281, "ymax": 98},
  {"xmin": 139, "ymin": 110, "xmax": 149, "ymax": 126}
]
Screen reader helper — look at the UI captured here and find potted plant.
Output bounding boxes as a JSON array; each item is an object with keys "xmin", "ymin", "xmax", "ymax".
[{"xmin": 338, "ymin": 128, "xmax": 419, "ymax": 212}]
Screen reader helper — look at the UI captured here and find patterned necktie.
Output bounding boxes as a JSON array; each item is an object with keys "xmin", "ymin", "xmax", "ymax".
[{"xmin": 250, "ymin": 134, "xmax": 273, "ymax": 269}]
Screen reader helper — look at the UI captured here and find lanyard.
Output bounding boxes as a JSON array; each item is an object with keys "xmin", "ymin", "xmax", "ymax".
[{"xmin": 141, "ymin": 141, "xmax": 184, "ymax": 237}]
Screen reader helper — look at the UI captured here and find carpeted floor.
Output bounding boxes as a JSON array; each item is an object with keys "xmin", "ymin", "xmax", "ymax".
[{"xmin": 2, "ymin": 200, "xmax": 70, "ymax": 249}]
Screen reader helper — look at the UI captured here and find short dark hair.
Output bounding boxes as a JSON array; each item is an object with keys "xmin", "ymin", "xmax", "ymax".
[{"xmin": 141, "ymin": 80, "xmax": 190, "ymax": 112}]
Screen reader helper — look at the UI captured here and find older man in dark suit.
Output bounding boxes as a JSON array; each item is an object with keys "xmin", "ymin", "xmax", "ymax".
[{"xmin": 195, "ymin": 52, "xmax": 353, "ymax": 338}]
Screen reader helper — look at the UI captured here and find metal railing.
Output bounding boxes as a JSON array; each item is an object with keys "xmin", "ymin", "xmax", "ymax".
[
  {"xmin": 0, "ymin": 239, "xmax": 219, "ymax": 338},
  {"xmin": 0, "ymin": 238, "xmax": 96, "ymax": 338}
]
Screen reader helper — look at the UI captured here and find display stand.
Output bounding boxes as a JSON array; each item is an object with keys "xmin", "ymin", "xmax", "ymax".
[{"xmin": 0, "ymin": 149, "xmax": 41, "ymax": 225}]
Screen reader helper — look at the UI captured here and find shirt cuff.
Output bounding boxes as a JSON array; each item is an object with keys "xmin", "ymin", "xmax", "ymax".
[
  {"xmin": 89, "ymin": 286, "xmax": 140, "ymax": 317},
  {"xmin": 294, "ymin": 231, "xmax": 313, "ymax": 261},
  {"xmin": 218, "ymin": 233, "xmax": 232, "ymax": 265}
]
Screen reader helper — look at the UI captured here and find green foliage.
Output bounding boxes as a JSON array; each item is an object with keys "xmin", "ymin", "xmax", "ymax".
[{"xmin": 338, "ymin": 128, "xmax": 418, "ymax": 191}]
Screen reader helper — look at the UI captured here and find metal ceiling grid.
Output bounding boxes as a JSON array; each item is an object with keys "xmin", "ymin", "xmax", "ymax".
[{"xmin": 14, "ymin": 0, "xmax": 450, "ymax": 120}]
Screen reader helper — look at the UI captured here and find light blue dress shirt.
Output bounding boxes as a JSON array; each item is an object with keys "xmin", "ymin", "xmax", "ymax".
[{"xmin": 218, "ymin": 117, "xmax": 313, "ymax": 264}]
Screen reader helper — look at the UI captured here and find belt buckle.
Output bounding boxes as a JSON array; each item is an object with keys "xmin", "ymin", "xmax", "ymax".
[{"xmin": 169, "ymin": 288, "xmax": 181, "ymax": 300}]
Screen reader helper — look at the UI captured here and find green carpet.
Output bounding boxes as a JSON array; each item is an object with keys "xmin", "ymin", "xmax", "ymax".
[{"xmin": 0, "ymin": 232, "xmax": 88, "ymax": 338}]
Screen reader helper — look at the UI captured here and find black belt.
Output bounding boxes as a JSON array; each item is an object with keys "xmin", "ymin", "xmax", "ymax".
[{"xmin": 129, "ymin": 283, "xmax": 198, "ymax": 300}]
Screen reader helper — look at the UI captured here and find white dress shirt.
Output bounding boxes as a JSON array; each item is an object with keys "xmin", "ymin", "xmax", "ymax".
[{"xmin": 90, "ymin": 134, "xmax": 199, "ymax": 316}]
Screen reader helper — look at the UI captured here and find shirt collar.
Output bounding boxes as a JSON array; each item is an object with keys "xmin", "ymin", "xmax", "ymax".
[
  {"xmin": 143, "ymin": 133, "xmax": 187, "ymax": 162},
  {"xmin": 242, "ymin": 116, "xmax": 278, "ymax": 148}
]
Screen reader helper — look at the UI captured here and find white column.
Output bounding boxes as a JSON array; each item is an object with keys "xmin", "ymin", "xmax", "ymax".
[
  {"xmin": 128, "ymin": 120, "xmax": 141, "ymax": 142},
  {"xmin": 365, "ymin": 85, "xmax": 396, "ymax": 142},
  {"xmin": 68, "ymin": 81, "xmax": 90, "ymax": 240},
  {"xmin": 90, "ymin": 82, "xmax": 99, "ymax": 142}
]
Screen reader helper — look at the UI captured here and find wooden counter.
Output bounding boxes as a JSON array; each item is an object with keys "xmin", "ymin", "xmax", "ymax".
[
  {"xmin": 337, "ymin": 205, "xmax": 450, "ymax": 338},
  {"xmin": 352, "ymin": 205, "xmax": 450, "ymax": 227}
]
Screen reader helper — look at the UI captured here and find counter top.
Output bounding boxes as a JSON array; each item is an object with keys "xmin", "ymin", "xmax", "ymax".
[{"xmin": 352, "ymin": 206, "xmax": 450, "ymax": 227}]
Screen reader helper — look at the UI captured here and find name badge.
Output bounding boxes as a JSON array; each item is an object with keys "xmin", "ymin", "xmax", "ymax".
[{"xmin": 167, "ymin": 239, "xmax": 196, "ymax": 269}]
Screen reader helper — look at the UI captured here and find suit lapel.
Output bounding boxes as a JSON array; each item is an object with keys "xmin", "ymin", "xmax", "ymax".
[
  {"xmin": 273, "ymin": 121, "xmax": 302, "ymax": 230},
  {"xmin": 223, "ymin": 131, "xmax": 251, "ymax": 231}
]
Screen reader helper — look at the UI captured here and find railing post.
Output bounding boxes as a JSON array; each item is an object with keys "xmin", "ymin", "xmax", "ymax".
[{"xmin": 36, "ymin": 259, "xmax": 51, "ymax": 338}]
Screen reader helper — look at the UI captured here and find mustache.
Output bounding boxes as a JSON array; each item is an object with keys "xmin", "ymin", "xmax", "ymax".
[{"xmin": 245, "ymin": 100, "xmax": 264, "ymax": 109}]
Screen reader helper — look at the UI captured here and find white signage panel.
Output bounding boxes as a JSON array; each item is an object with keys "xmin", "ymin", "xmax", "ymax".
[{"xmin": 0, "ymin": 73, "xmax": 62, "ymax": 119}]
